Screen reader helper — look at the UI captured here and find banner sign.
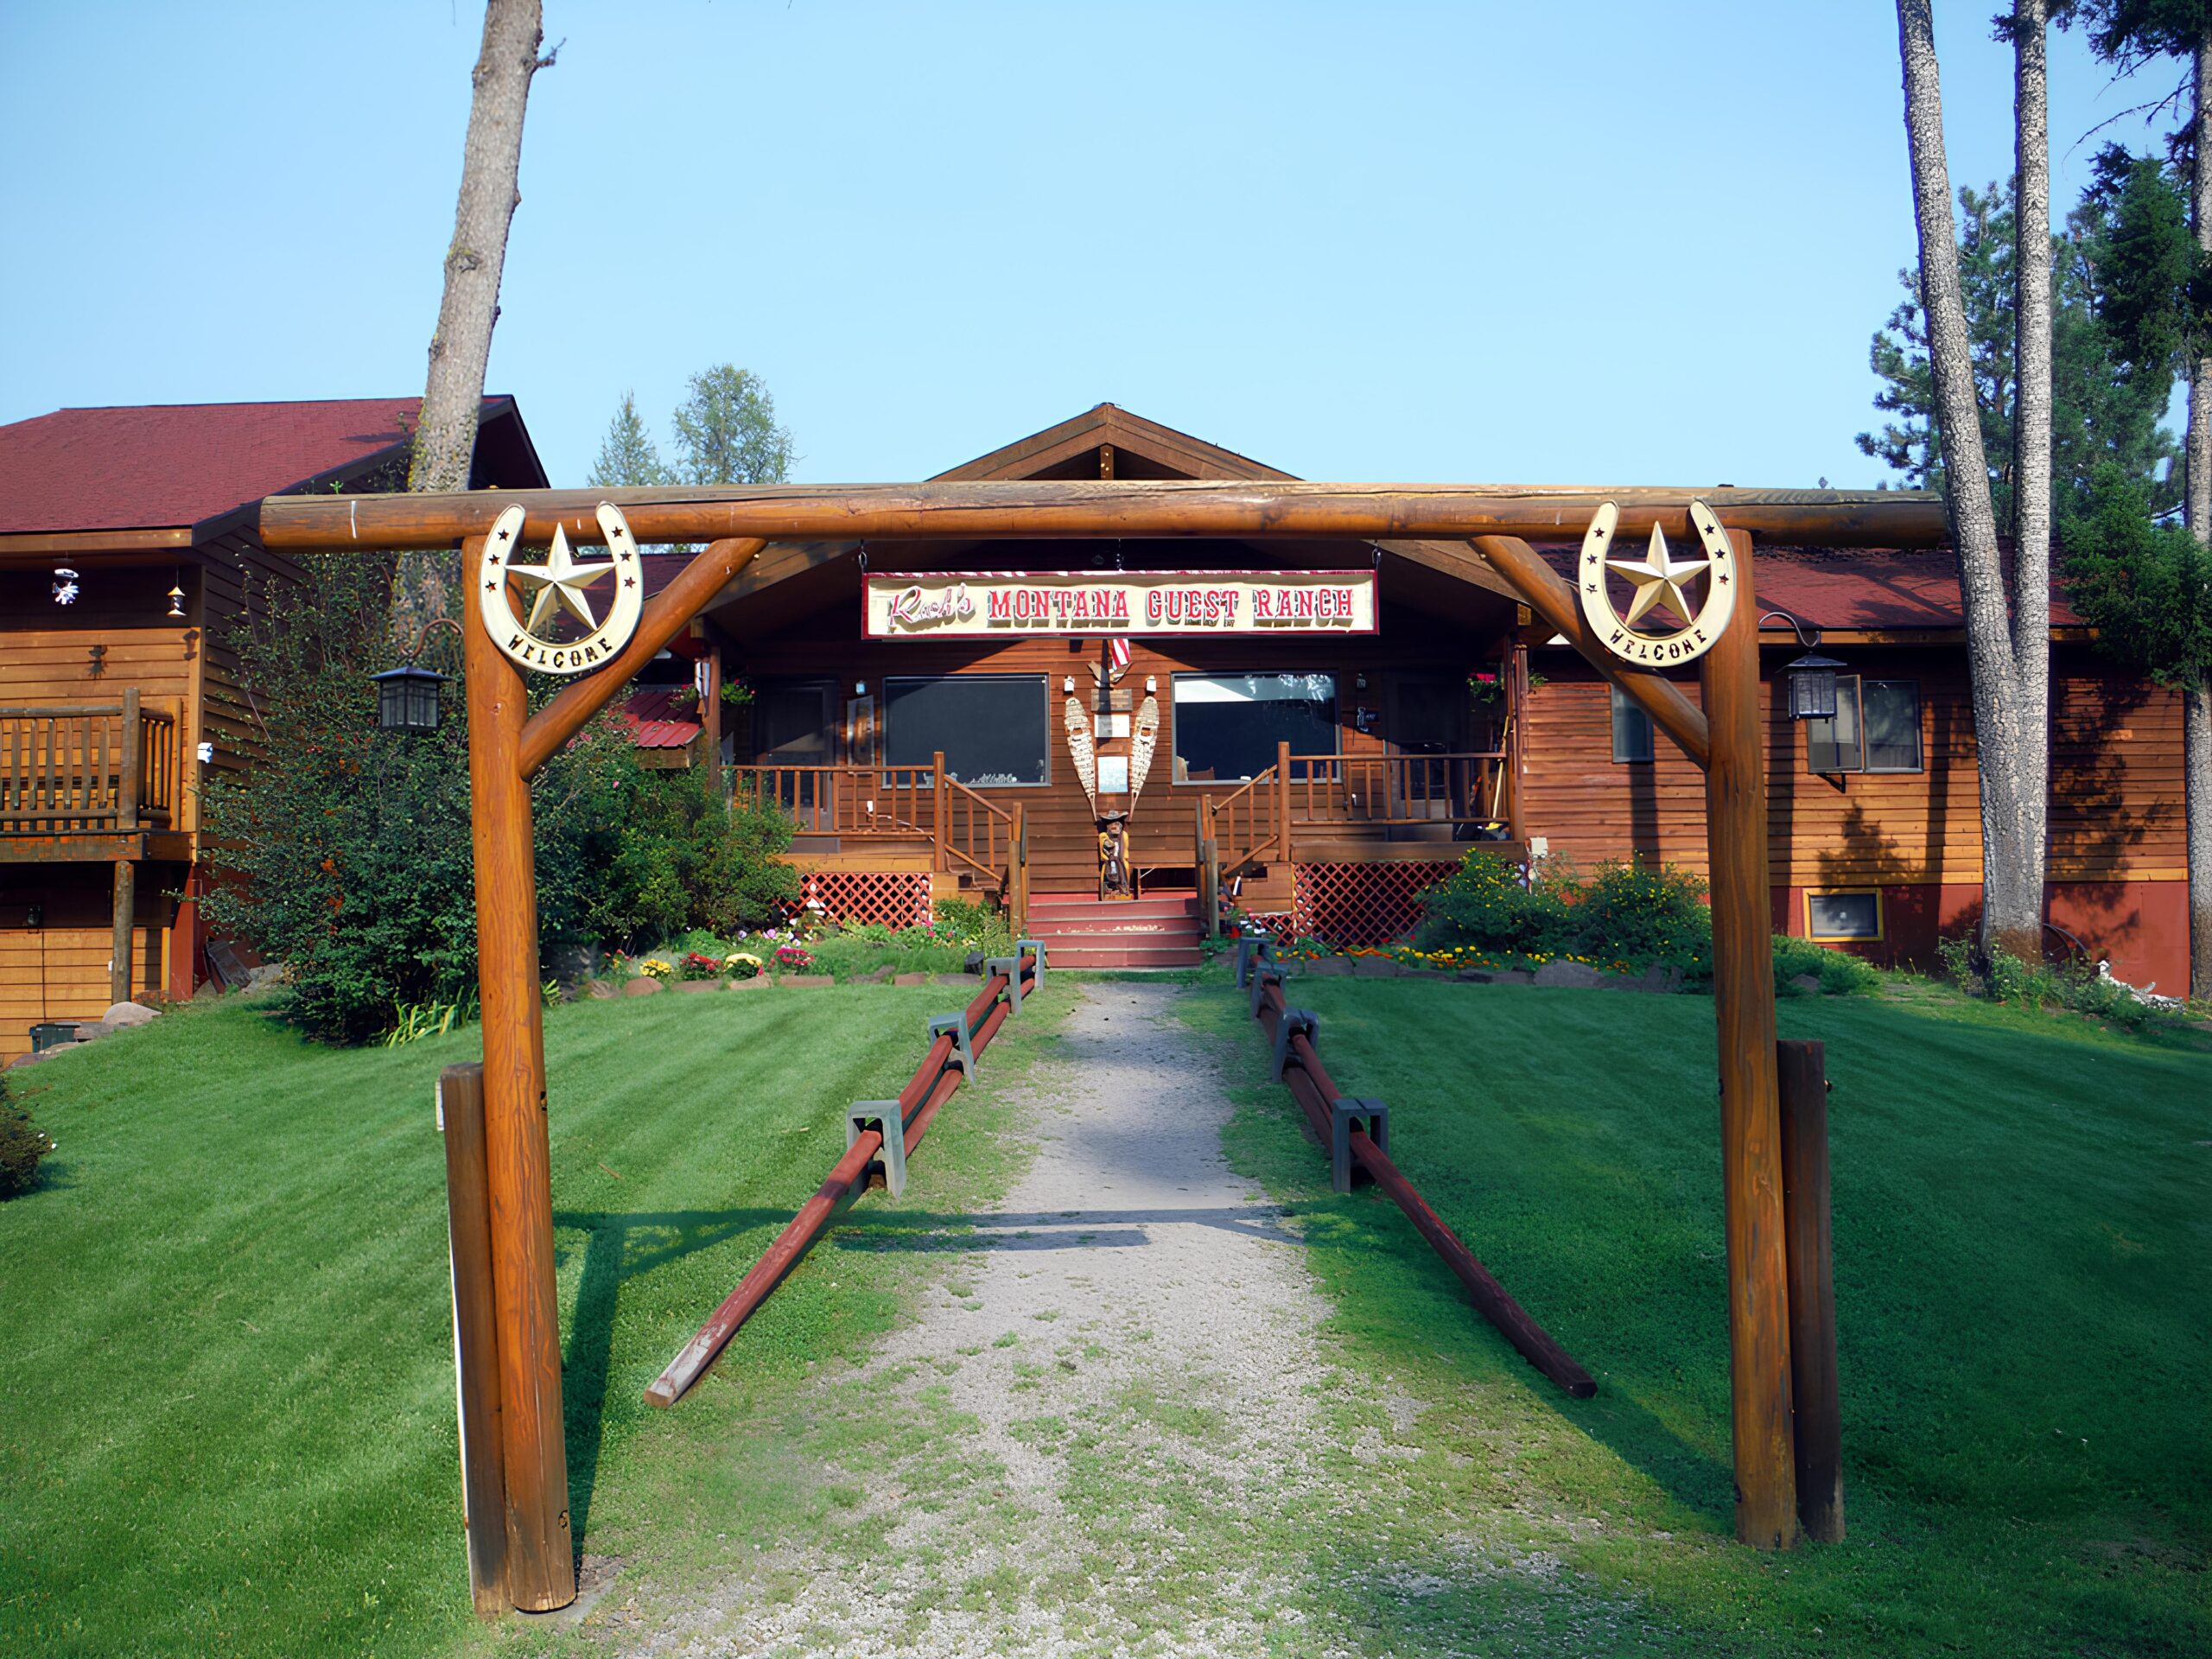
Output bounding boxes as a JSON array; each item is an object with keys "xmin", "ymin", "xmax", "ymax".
[{"xmin": 863, "ymin": 569, "xmax": 1377, "ymax": 639}]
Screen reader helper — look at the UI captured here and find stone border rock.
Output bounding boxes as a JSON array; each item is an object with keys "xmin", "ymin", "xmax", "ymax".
[{"xmin": 5, "ymin": 1001, "xmax": 162, "ymax": 1068}]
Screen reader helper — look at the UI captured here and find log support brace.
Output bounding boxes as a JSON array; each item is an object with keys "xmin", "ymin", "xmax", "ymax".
[
  {"xmin": 1015, "ymin": 940, "xmax": 1046, "ymax": 994},
  {"xmin": 1272, "ymin": 1008, "xmax": 1319, "ymax": 1081},
  {"xmin": 929, "ymin": 1012, "xmax": 976, "ymax": 1076},
  {"xmin": 1331, "ymin": 1096, "xmax": 1389, "ymax": 1196},
  {"xmin": 1249, "ymin": 965, "xmax": 1284, "ymax": 1019},
  {"xmin": 1233, "ymin": 930, "xmax": 1274, "ymax": 988},
  {"xmin": 846, "ymin": 1102, "xmax": 909, "ymax": 1198},
  {"xmin": 985, "ymin": 957, "xmax": 1025, "ymax": 1014}
]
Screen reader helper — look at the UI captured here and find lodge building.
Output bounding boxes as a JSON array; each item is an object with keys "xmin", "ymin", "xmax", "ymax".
[{"xmin": 0, "ymin": 397, "xmax": 2189, "ymax": 1061}]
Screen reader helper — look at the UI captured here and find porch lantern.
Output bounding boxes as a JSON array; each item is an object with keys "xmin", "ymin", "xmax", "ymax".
[
  {"xmin": 371, "ymin": 664, "xmax": 447, "ymax": 733},
  {"xmin": 1783, "ymin": 652, "xmax": 1846, "ymax": 721},
  {"xmin": 1761, "ymin": 609, "xmax": 1843, "ymax": 721}
]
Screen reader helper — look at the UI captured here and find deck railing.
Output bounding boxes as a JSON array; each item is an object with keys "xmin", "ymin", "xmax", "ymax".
[
  {"xmin": 1200, "ymin": 747, "xmax": 1510, "ymax": 884},
  {"xmin": 1287, "ymin": 749, "xmax": 1510, "ymax": 831},
  {"xmin": 0, "ymin": 691, "xmax": 179, "ymax": 835},
  {"xmin": 729, "ymin": 749, "xmax": 1027, "ymax": 925}
]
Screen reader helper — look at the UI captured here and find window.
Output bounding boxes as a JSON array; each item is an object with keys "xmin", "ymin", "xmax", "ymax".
[
  {"xmin": 1807, "ymin": 677, "xmax": 1922, "ymax": 774},
  {"xmin": 1806, "ymin": 890, "xmax": 1883, "ymax": 941},
  {"xmin": 885, "ymin": 675, "xmax": 1049, "ymax": 785},
  {"xmin": 753, "ymin": 683, "xmax": 834, "ymax": 766},
  {"xmin": 1172, "ymin": 673, "xmax": 1337, "ymax": 783},
  {"xmin": 1611, "ymin": 685, "xmax": 1654, "ymax": 763}
]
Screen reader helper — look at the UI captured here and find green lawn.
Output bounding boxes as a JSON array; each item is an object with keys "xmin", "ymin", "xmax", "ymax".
[
  {"xmin": 0, "ymin": 981, "xmax": 1060, "ymax": 1659},
  {"xmin": 1178, "ymin": 977, "xmax": 2212, "ymax": 1657}
]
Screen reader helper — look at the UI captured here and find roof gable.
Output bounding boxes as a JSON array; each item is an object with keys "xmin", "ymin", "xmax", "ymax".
[
  {"xmin": 933, "ymin": 404, "xmax": 1291, "ymax": 483},
  {"xmin": 0, "ymin": 396, "xmax": 544, "ymax": 536}
]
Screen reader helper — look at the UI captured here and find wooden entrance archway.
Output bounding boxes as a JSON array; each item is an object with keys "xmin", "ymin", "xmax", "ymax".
[{"xmin": 261, "ymin": 480, "xmax": 1947, "ymax": 1611}]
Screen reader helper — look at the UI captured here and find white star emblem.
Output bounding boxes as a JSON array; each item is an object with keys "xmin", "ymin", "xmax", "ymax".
[
  {"xmin": 1605, "ymin": 523, "xmax": 1709, "ymax": 627},
  {"xmin": 502, "ymin": 524, "xmax": 617, "ymax": 633}
]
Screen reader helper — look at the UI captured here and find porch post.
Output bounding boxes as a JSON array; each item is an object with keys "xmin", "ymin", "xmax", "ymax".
[
  {"xmin": 1700, "ymin": 530, "xmax": 1797, "ymax": 1550},
  {"xmin": 110, "ymin": 860, "xmax": 135, "ymax": 1004},
  {"xmin": 464, "ymin": 532, "xmax": 576, "ymax": 1612}
]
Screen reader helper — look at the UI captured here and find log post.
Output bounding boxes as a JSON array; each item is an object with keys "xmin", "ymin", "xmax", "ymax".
[
  {"xmin": 110, "ymin": 859, "xmax": 134, "ymax": 1005},
  {"xmin": 118, "ymin": 687, "xmax": 141, "ymax": 831},
  {"xmin": 1275, "ymin": 740, "xmax": 1293, "ymax": 863},
  {"xmin": 1778, "ymin": 1038, "xmax": 1844, "ymax": 1543},
  {"xmin": 932, "ymin": 751, "xmax": 948, "ymax": 873},
  {"xmin": 438, "ymin": 1063, "xmax": 509, "ymax": 1616},
  {"xmin": 464, "ymin": 532, "xmax": 576, "ymax": 1612},
  {"xmin": 1700, "ymin": 530, "xmax": 1798, "ymax": 1551}
]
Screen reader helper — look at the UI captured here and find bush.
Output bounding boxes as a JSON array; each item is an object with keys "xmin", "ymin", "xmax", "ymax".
[
  {"xmin": 1773, "ymin": 934, "xmax": 1881, "ymax": 996},
  {"xmin": 1413, "ymin": 853, "xmax": 1570, "ymax": 955},
  {"xmin": 200, "ymin": 552, "xmax": 798, "ymax": 1043},
  {"xmin": 0, "ymin": 1074, "xmax": 54, "ymax": 1198},
  {"xmin": 601, "ymin": 770, "xmax": 800, "ymax": 947},
  {"xmin": 1939, "ymin": 937, "xmax": 2161, "ymax": 1031},
  {"xmin": 1572, "ymin": 861, "xmax": 1712, "ymax": 964},
  {"xmin": 1421, "ymin": 851, "xmax": 1878, "ymax": 996}
]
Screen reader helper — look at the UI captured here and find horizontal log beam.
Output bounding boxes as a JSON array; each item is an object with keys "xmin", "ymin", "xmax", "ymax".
[
  {"xmin": 1471, "ymin": 534, "xmax": 1713, "ymax": 768},
  {"xmin": 259, "ymin": 480, "xmax": 1947, "ymax": 553}
]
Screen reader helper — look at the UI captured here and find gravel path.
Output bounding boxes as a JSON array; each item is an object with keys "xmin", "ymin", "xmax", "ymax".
[{"xmin": 609, "ymin": 981, "xmax": 1626, "ymax": 1658}]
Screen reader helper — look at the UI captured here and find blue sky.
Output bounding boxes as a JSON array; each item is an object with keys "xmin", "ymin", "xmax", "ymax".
[{"xmin": 0, "ymin": 3, "xmax": 2195, "ymax": 489}]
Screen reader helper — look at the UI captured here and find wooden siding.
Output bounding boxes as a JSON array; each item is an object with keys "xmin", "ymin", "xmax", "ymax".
[
  {"xmin": 0, "ymin": 866, "xmax": 173, "ymax": 1063},
  {"xmin": 1518, "ymin": 645, "xmax": 2186, "ymax": 887}
]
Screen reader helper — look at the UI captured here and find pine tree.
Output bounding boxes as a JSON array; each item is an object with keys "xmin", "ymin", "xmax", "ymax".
[{"xmin": 588, "ymin": 392, "xmax": 671, "ymax": 489}]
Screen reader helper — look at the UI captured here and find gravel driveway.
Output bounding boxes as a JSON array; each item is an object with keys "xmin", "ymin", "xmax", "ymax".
[{"xmin": 602, "ymin": 980, "xmax": 1640, "ymax": 1658}]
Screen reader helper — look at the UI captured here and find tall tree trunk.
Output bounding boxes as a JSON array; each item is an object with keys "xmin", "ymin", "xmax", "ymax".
[
  {"xmin": 394, "ymin": 0, "xmax": 550, "ymax": 643},
  {"xmin": 2186, "ymin": 32, "xmax": 2212, "ymax": 999},
  {"xmin": 2010, "ymin": 0, "xmax": 2053, "ymax": 961},
  {"xmin": 1897, "ymin": 0, "xmax": 2043, "ymax": 963}
]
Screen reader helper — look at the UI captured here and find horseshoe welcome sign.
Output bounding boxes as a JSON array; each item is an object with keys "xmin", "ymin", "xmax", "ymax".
[
  {"xmin": 1577, "ymin": 498, "xmax": 1737, "ymax": 666},
  {"xmin": 476, "ymin": 501, "xmax": 646, "ymax": 674}
]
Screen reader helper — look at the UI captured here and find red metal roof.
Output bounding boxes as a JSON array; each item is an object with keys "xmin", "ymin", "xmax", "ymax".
[
  {"xmin": 0, "ymin": 396, "xmax": 520, "ymax": 535},
  {"xmin": 1541, "ymin": 545, "xmax": 2081, "ymax": 630},
  {"xmin": 621, "ymin": 687, "xmax": 703, "ymax": 750}
]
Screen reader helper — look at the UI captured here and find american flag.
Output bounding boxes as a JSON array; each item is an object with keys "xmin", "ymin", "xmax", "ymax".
[{"xmin": 1108, "ymin": 636, "xmax": 1131, "ymax": 672}]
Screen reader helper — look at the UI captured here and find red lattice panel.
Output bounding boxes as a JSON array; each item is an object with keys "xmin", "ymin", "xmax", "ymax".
[
  {"xmin": 791, "ymin": 871, "xmax": 935, "ymax": 930},
  {"xmin": 1239, "ymin": 911, "xmax": 1296, "ymax": 944},
  {"xmin": 1293, "ymin": 862, "xmax": 1459, "ymax": 948}
]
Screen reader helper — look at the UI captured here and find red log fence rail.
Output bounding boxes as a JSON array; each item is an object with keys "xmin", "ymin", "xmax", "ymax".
[
  {"xmin": 1234, "ymin": 940, "xmax": 1596, "ymax": 1398},
  {"xmin": 0, "ymin": 691, "xmax": 178, "ymax": 834},
  {"xmin": 642, "ymin": 949, "xmax": 1043, "ymax": 1407}
]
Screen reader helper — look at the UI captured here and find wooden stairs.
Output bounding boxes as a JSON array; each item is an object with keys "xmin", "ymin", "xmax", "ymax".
[{"xmin": 1026, "ymin": 890, "xmax": 1205, "ymax": 969}]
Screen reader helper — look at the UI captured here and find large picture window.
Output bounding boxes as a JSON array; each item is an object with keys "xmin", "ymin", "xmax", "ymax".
[
  {"xmin": 1807, "ymin": 677, "xmax": 1922, "ymax": 774},
  {"xmin": 885, "ymin": 675, "xmax": 1049, "ymax": 786},
  {"xmin": 1173, "ymin": 673, "xmax": 1337, "ymax": 783}
]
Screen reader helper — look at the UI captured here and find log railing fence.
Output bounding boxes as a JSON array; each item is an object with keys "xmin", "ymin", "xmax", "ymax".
[
  {"xmin": 0, "ymin": 692, "xmax": 179, "ymax": 834},
  {"xmin": 638, "ymin": 948, "xmax": 1043, "ymax": 1409},
  {"xmin": 1236, "ymin": 940, "xmax": 1595, "ymax": 1396}
]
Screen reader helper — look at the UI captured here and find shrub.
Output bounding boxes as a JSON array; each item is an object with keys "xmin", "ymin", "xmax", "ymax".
[
  {"xmin": 1939, "ymin": 937, "xmax": 2161, "ymax": 1030},
  {"xmin": 200, "ymin": 552, "xmax": 801, "ymax": 1043},
  {"xmin": 1571, "ymin": 861, "xmax": 1711, "ymax": 964},
  {"xmin": 1773, "ymin": 934, "xmax": 1880, "ymax": 996},
  {"xmin": 931, "ymin": 898, "xmax": 1014, "ymax": 955},
  {"xmin": 0, "ymin": 1074, "xmax": 54, "ymax": 1198},
  {"xmin": 200, "ymin": 553, "xmax": 640, "ymax": 1045},
  {"xmin": 1414, "ymin": 853, "xmax": 1571, "ymax": 955},
  {"xmin": 602, "ymin": 770, "xmax": 800, "ymax": 947}
]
